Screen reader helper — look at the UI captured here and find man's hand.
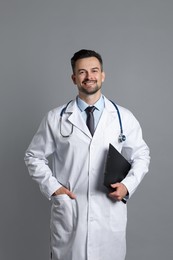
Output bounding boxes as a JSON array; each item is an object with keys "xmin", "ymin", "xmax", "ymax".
[
  {"xmin": 52, "ymin": 186, "xmax": 76, "ymax": 199},
  {"xmin": 108, "ymin": 183, "xmax": 128, "ymax": 201}
]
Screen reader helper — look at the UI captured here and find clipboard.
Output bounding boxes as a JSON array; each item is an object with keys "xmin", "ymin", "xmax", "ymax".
[{"xmin": 104, "ymin": 143, "xmax": 131, "ymax": 190}]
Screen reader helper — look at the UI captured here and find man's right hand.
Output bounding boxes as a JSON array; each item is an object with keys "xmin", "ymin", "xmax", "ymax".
[{"xmin": 52, "ymin": 186, "xmax": 76, "ymax": 199}]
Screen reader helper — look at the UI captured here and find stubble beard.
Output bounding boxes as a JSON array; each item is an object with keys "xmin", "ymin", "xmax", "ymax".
[{"xmin": 78, "ymin": 82, "xmax": 102, "ymax": 96}]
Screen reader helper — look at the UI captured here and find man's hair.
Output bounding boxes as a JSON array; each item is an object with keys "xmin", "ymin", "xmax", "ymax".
[{"xmin": 71, "ymin": 49, "xmax": 103, "ymax": 73}]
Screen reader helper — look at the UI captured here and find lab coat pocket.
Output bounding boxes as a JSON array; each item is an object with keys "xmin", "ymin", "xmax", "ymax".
[
  {"xmin": 50, "ymin": 195, "xmax": 78, "ymax": 259},
  {"xmin": 109, "ymin": 201, "xmax": 127, "ymax": 232},
  {"xmin": 51, "ymin": 194, "xmax": 77, "ymax": 234}
]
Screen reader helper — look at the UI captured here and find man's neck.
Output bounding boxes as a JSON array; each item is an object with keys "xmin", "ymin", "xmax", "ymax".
[{"xmin": 78, "ymin": 92, "xmax": 102, "ymax": 105}]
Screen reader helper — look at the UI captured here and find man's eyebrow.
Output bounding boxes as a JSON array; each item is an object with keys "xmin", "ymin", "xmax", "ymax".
[
  {"xmin": 92, "ymin": 67, "xmax": 100, "ymax": 70},
  {"xmin": 78, "ymin": 69, "xmax": 86, "ymax": 72},
  {"xmin": 78, "ymin": 67, "xmax": 100, "ymax": 72}
]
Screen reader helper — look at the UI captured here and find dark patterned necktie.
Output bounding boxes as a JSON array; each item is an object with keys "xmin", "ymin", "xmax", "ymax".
[{"xmin": 85, "ymin": 106, "xmax": 96, "ymax": 136}]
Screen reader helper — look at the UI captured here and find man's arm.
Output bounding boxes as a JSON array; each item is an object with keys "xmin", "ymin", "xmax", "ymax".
[{"xmin": 24, "ymin": 112, "xmax": 61, "ymax": 199}]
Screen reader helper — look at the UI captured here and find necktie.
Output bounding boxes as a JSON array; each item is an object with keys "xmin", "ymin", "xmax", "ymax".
[{"xmin": 85, "ymin": 106, "xmax": 96, "ymax": 136}]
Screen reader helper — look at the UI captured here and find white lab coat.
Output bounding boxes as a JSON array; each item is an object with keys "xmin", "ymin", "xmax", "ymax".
[{"xmin": 24, "ymin": 96, "xmax": 150, "ymax": 260}]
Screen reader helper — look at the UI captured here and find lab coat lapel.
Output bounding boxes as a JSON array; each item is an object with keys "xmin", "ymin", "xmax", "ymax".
[
  {"xmin": 63, "ymin": 98, "xmax": 119, "ymax": 138},
  {"xmin": 64, "ymin": 100, "xmax": 91, "ymax": 137},
  {"xmin": 93, "ymin": 98, "xmax": 119, "ymax": 137}
]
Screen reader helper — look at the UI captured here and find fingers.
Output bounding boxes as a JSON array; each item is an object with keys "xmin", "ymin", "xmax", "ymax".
[
  {"xmin": 66, "ymin": 189, "xmax": 76, "ymax": 199},
  {"xmin": 109, "ymin": 183, "xmax": 128, "ymax": 201},
  {"xmin": 109, "ymin": 191, "xmax": 122, "ymax": 201},
  {"xmin": 53, "ymin": 187, "xmax": 76, "ymax": 199}
]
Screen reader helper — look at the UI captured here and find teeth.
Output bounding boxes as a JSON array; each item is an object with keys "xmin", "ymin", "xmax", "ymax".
[{"xmin": 85, "ymin": 81, "xmax": 96, "ymax": 84}]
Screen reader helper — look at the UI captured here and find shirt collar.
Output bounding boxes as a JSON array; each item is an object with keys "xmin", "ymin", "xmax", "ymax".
[{"xmin": 76, "ymin": 95, "xmax": 105, "ymax": 112}]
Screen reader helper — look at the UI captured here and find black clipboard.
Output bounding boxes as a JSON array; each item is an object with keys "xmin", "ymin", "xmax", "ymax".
[{"xmin": 104, "ymin": 143, "xmax": 131, "ymax": 190}]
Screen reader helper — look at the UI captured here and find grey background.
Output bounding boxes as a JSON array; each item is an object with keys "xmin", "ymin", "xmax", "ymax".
[{"xmin": 0, "ymin": 0, "xmax": 172, "ymax": 259}]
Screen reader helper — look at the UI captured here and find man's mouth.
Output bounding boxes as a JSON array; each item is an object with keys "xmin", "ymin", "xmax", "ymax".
[{"xmin": 83, "ymin": 80, "xmax": 97, "ymax": 85}]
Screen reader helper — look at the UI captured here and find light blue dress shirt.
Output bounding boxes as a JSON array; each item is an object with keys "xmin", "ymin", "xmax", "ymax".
[{"xmin": 76, "ymin": 95, "xmax": 105, "ymax": 130}]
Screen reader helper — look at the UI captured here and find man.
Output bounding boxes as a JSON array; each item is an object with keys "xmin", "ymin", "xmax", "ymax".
[{"xmin": 24, "ymin": 49, "xmax": 150, "ymax": 260}]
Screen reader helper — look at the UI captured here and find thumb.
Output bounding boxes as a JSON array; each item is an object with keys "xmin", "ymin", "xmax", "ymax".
[{"xmin": 110, "ymin": 183, "xmax": 120, "ymax": 189}]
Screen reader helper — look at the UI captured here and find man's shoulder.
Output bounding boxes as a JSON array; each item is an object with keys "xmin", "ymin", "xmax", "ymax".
[{"xmin": 104, "ymin": 96, "xmax": 133, "ymax": 115}]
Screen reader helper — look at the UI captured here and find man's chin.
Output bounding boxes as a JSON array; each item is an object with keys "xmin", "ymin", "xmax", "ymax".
[
  {"xmin": 80, "ymin": 85, "xmax": 101, "ymax": 95},
  {"xmin": 83, "ymin": 88, "xmax": 101, "ymax": 95}
]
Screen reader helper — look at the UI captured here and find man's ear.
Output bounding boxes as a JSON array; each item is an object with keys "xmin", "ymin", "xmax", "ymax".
[
  {"xmin": 71, "ymin": 74, "xmax": 76, "ymax": 84},
  {"xmin": 102, "ymin": 71, "xmax": 105, "ymax": 82}
]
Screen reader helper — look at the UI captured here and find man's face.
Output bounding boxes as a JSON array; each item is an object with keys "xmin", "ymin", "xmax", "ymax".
[{"xmin": 71, "ymin": 57, "xmax": 105, "ymax": 96}]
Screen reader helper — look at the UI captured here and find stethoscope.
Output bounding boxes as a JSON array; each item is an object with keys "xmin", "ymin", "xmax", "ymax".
[{"xmin": 59, "ymin": 100, "xmax": 126, "ymax": 143}]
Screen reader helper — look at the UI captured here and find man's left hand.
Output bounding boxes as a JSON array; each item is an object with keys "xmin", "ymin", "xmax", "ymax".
[{"xmin": 108, "ymin": 183, "xmax": 128, "ymax": 201}]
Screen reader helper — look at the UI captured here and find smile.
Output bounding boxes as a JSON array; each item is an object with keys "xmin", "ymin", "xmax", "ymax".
[{"xmin": 83, "ymin": 80, "xmax": 97, "ymax": 85}]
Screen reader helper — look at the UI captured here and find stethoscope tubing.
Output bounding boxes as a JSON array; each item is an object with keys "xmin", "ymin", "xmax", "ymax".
[{"xmin": 59, "ymin": 100, "xmax": 126, "ymax": 142}]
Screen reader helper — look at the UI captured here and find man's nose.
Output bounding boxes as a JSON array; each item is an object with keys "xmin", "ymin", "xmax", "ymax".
[{"xmin": 86, "ymin": 71, "xmax": 93, "ymax": 79}]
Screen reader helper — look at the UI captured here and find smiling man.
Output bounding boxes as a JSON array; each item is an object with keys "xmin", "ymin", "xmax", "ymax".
[
  {"xmin": 24, "ymin": 49, "xmax": 150, "ymax": 260},
  {"xmin": 71, "ymin": 55, "xmax": 105, "ymax": 98}
]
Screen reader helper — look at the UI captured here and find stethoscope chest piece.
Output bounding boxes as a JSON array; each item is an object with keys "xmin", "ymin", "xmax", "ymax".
[{"xmin": 118, "ymin": 134, "xmax": 126, "ymax": 143}]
